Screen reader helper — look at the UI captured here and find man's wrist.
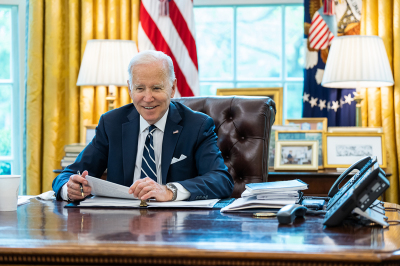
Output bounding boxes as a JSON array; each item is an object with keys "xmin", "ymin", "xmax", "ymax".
[{"xmin": 166, "ymin": 183, "xmax": 178, "ymax": 201}]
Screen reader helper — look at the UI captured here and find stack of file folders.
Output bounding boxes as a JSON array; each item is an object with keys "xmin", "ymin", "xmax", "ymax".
[{"xmin": 220, "ymin": 179, "xmax": 308, "ymax": 212}]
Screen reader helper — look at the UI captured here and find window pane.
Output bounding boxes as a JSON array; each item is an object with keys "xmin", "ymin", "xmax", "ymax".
[
  {"xmin": 200, "ymin": 82, "xmax": 234, "ymax": 96},
  {"xmin": 0, "ymin": 161, "xmax": 11, "ymax": 175},
  {"xmin": 285, "ymin": 83, "xmax": 303, "ymax": 119},
  {"xmin": 0, "ymin": 85, "xmax": 12, "ymax": 157},
  {"xmin": 194, "ymin": 7, "xmax": 233, "ymax": 80},
  {"xmin": 0, "ymin": 8, "xmax": 11, "ymax": 80},
  {"xmin": 285, "ymin": 6, "xmax": 305, "ymax": 78},
  {"xmin": 237, "ymin": 6, "xmax": 282, "ymax": 80},
  {"xmin": 236, "ymin": 82, "xmax": 282, "ymax": 88}
]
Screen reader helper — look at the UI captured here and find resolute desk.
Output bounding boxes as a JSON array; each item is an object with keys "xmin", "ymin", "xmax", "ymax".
[{"xmin": 0, "ymin": 199, "xmax": 399, "ymax": 266}]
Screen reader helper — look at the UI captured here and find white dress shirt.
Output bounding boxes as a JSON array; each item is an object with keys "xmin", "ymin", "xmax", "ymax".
[{"xmin": 61, "ymin": 108, "xmax": 190, "ymax": 201}]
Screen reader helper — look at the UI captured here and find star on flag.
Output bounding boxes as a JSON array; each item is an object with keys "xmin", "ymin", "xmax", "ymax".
[{"xmin": 309, "ymin": 97, "xmax": 318, "ymax": 108}]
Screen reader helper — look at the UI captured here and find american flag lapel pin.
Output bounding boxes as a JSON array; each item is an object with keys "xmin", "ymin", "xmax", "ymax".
[{"xmin": 173, "ymin": 130, "xmax": 179, "ymax": 134}]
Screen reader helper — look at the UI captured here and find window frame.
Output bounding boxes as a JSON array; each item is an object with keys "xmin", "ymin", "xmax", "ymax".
[
  {"xmin": 0, "ymin": 0, "xmax": 26, "ymax": 186},
  {"xmin": 193, "ymin": 0, "xmax": 304, "ymax": 121}
]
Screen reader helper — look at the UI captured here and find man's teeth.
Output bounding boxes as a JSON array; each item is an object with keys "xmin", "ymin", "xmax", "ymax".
[{"xmin": 144, "ymin": 106, "xmax": 155, "ymax": 109}]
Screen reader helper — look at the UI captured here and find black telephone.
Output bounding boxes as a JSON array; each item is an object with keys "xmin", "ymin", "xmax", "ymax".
[{"xmin": 323, "ymin": 156, "xmax": 390, "ymax": 226}]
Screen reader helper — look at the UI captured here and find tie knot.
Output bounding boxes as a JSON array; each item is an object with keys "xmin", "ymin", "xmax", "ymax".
[{"xmin": 149, "ymin": 125, "xmax": 157, "ymax": 134}]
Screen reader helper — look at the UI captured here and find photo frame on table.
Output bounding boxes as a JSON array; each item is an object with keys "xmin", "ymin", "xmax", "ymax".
[
  {"xmin": 216, "ymin": 87, "xmax": 283, "ymax": 125},
  {"xmin": 275, "ymin": 130, "xmax": 324, "ymax": 169},
  {"xmin": 268, "ymin": 125, "xmax": 301, "ymax": 169},
  {"xmin": 84, "ymin": 125, "xmax": 96, "ymax": 144},
  {"xmin": 285, "ymin": 117, "xmax": 328, "ymax": 132},
  {"xmin": 323, "ymin": 132, "xmax": 387, "ymax": 168},
  {"xmin": 274, "ymin": 140, "xmax": 319, "ymax": 170}
]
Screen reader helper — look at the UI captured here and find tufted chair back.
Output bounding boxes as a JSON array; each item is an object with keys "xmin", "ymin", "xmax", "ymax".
[{"xmin": 172, "ymin": 96, "xmax": 276, "ymax": 198}]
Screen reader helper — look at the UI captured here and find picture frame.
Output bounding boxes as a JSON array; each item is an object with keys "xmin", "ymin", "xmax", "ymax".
[
  {"xmin": 84, "ymin": 124, "xmax": 96, "ymax": 144},
  {"xmin": 274, "ymin": 140, "xmax": 319, "ymax": 170},
  {"xmin": 268, "ymin": 124, "xmax": 301, "ymax": 169},
  {"xmin": 285, "ymin": 117, "xmax": 328, "ymax": 132},
  {"xmin": 327, "ymin": 127, "xmax": 383, "ymax": 133},
  {"xmin": 275, "ymin": 130, "xmax": 324, "ymax": 169},
  {"xmin": 323, "ymin": 132, "xmax": 387, "ymax": 168},
  {"xmin": 216, "ymin": 87, "xmax": 283, "ymax": 125}
]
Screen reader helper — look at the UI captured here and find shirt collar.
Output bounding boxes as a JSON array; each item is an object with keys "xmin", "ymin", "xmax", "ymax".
[{"xmin": 139, "ymin": 108, "xmax": 169, "ymax": 133}]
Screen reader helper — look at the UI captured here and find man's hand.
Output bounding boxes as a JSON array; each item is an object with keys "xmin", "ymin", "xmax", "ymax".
[
  {"xmin": 67, "ymin": 170, "xmax": 92, "ymax": 201},
  {"xmin": 129, "ymin": 177, "xmax": 173, "ymax": 202}
]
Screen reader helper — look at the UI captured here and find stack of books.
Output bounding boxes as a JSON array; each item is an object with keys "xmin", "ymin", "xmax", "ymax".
[
  {"xmin": 60, "ymin": 143, "xmax": 86, "ymax": 168},
  {"xmin": 220, "ymin": 179, "xmax": 308, "ymax": 212}
]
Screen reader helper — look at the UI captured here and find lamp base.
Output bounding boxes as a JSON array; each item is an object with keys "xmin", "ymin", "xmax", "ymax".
[
  {"xmin": 106, "ymin": 95, "xmax": 116, "ymax": 111},
  {"xmin": 354, "ymin": 92, "xmax": 363, "ymax": 127}
]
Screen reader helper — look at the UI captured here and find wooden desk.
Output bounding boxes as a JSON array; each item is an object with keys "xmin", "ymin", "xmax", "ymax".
[{"xmin": 1, "ymin": 199, "xmax": 399, "ymax": 265}]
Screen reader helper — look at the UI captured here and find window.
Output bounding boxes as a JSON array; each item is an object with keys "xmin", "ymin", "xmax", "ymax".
[
  {"xmin": 194, "ymin": 0, "xmax": 304, "ymax": 121},
  {"xmin": 0, "ymin": 1, "xmax": 25, "ymax": 186}
]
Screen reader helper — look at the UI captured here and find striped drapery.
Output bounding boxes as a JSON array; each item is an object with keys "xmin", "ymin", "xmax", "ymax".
[
  {"xmin": 26, "ymin": 0, "xmax": 140, "ymax": 194},
  {"xmin": 138, "ymin": 0, "xmax": 199, "ymax": 97}
]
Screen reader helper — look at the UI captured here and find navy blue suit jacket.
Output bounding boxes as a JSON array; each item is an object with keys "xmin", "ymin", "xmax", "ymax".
[{"xmin": 52, "ymin": 101, "xmax": 234, "ymax": 201}]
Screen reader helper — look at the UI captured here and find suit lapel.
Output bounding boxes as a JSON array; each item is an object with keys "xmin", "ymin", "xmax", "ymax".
[
  {"xmin": 122, "ymin": 108, "xmax": 140, "ymax": 186},
  {"xmin": 161, "ymin": 103, "xmax": 183, "ymax": 184}
]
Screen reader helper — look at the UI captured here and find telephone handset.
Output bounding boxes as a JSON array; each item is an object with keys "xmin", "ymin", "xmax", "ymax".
[
  {"xmin": 323, "ymin": 157, "xmax": 389, "ymax": 226},
  {"xmin": 328, "ymin": 156, "xmax": 372, "ymax": 197}
]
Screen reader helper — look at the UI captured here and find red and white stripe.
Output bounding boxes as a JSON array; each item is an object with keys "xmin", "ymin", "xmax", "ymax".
[
  {"xmin": 139, "ymin": 0, "xmax": 199, "ymax": 97},
  {"xmin": 308, "ymin": 11, "xmax": 334, "ymax": 50}
]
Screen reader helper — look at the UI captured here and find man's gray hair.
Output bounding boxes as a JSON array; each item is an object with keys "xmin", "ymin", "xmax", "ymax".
[{"xmin": 127, "ymin": 50, "xmax": 175, "ymax": 88}]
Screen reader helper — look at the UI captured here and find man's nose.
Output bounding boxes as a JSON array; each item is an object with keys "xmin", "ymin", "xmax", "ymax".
[{"xmin": 143, "ymin": 89, "xmax": 154, "ymax": 101}]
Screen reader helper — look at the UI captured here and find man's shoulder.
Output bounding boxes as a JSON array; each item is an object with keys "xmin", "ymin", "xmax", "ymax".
[{"xmin": 101, "ymin": 103, "xmax": 136, "ymax": 122}]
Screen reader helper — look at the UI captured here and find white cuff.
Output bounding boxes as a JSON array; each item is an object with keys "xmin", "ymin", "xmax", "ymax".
[
  {"xmin": 171, "ymin": 182, "xmax": 191, "ymax": 201},
  {"xmin": 61, "ymin": 183, "xmax": 69, "ymax": 201}
]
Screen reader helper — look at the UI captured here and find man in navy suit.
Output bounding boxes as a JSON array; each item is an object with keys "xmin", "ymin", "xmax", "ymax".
[{"xmin": 52, "ymin": 50, "xmax": 234, "ymax": 202}]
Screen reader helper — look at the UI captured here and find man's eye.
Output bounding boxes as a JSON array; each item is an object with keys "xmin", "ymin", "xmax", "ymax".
[
  {"xmin": 136, "ymin": 87, "xmax": 144, "ymax": 91},
  {"xmin": 154, "ymin": 87, "xmax": 161, "ymax": 90}
]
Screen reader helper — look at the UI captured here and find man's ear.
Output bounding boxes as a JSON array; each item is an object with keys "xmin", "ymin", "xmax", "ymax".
[{"xmin": 170, "ymin": 79, "xmax": 177, "ymax": 98}]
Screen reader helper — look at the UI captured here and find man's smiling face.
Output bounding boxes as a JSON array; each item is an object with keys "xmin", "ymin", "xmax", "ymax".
[{"xmin": 128, "ymin": 60, "xmax": 176, "ymax": 125}]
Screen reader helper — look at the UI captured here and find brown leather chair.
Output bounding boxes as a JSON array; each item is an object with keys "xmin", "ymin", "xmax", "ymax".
[{"xmin": 173, "ymin": 96, "xmax": 276, "ymax": 198}]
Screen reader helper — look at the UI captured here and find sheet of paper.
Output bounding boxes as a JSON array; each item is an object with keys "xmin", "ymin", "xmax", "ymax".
[
  {"xmin": 79, "ymin": 196, "xmax": 141, "ymax": 207},
  {"xmin": 220, "ymin": 197, "xmax": 296, "ymax": 212},
  {"xmin": 148, "ymin": 199, "xmax": 219, "ymax": 208},
  {"xmin": 85, "ymin": 175, "xmax": 137, "ymax": 200},
  {"xmin": 79, "ymin": 196, "xmax": 219, "ymax": 208}
]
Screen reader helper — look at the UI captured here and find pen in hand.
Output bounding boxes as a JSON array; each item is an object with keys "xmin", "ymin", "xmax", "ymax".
[{"xmin": 78, "ymin": 171, "xmax": 84, "ymax": 198}]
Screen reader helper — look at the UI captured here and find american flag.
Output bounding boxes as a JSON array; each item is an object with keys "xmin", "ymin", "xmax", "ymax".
[
  {"xmin": 138, "ymin": 0, "xmax": 199, "ymax": 97},
  {"xmin": 308, "ymin": 10, "xmax": 334, "ymax": 50}
]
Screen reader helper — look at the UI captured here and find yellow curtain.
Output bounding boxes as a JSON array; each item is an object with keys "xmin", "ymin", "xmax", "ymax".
[
  {"xmin": 361, "ymin": 0, "xmax": 400, "ymax": 203},
  {"xmin": 26, "ymin": 0, "xmax": 140, "ymax": 194}
]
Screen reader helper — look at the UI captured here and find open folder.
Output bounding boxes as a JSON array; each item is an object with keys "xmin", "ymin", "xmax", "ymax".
[{"xmin": 65, "ymin": 175, "xmax": 233, "ymax": 209}]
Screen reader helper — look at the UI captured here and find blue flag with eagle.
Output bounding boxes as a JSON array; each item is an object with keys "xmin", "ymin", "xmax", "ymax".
[{"xmin": 303, "ymin": 0, "xmax": 362, "ymax": 126}]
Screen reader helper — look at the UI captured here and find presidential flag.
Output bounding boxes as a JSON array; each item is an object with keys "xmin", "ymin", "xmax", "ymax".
[{"xmin": 303, "ymin": 0, "xmax": 362, "ymax": 126}]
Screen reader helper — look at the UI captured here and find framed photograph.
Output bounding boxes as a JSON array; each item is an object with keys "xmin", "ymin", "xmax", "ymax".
[
  {"xmin": 274, "ymin": 140, "xmax": 319, "ymax": 170},
  {"xmin": 328, "ymin": 127, "xmax": 383, "ymax": 133},
  {"xmin": 84, "ymin": 124, "xmax": 96, "ymax": 144},
  {"xmin": 323, "ymin": 133, "xmax": 387, "ymax": 168},
  {"xmin": 216, "ymin": 87, "xmax": 283, "ymax": 125},
  {"xmin": 285, "ymin": 118, "xmax": 328, "ymax": 132},
  {"xmin": 268, "ymin": 125, "xmax": 301, "ymax": 169},
  {"xmin": 275, "ymin": 130, "xmax": 324, "ymax": 169}
]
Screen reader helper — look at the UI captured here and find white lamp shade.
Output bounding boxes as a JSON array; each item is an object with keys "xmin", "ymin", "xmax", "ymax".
[
  {"xmin": 321, "ymin": 35, "xmax": 394, "ymax": 88},
  {"xmin": 76, "ymin": 39, "xmax": 138, "ymax": 86}
]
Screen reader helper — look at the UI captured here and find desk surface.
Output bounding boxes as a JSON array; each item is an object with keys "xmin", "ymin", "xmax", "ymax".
[{"xmin": 1, "ymin": 199, "xmax": 400, "ymax": 266}]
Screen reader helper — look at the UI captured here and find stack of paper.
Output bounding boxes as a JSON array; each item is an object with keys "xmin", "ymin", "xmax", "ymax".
[
  {"xmin": 221, "ymin": 179, "xmax": 308, "ymax": 212},
  {"xmin": 79, "ymin": 196, "xmax": 219, "ymax": 208},
  {"xmin": 77, "ymin": 176, "xmax": 220, "ymax": 208}
]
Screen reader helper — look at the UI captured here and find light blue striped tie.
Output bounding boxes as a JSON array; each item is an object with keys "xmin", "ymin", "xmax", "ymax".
[{"xmin": 141, "ymin": 125, "xmax": 157, "ymax": 181}]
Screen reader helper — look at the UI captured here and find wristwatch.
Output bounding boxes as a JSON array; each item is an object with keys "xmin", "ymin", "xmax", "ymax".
[{"xmin": 166, "ymin": 183, "xmax": 178, "ymax": 201}]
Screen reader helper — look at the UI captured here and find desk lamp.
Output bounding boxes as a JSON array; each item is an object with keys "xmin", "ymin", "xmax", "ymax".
[
  {"xmin": 321, "ymin": 35, "xmax": 394, "ymax": 126},
  {"xmin": 77, "ymin": 39, "xmax": 138, "ymax": 110}
]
